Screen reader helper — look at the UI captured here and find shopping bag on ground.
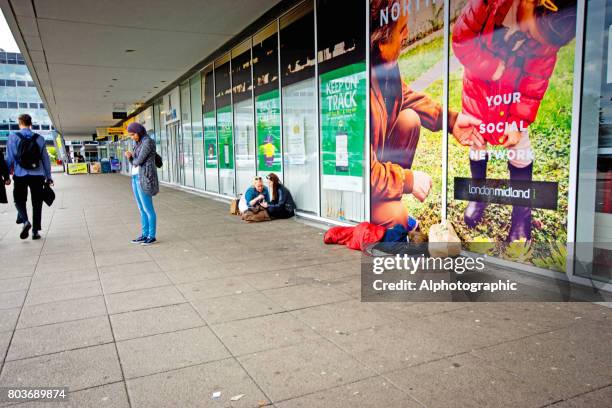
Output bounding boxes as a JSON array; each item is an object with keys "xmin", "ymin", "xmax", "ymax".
[
  {"xmin": 230, "ymin": 195, "xmax": 241, "ymax": 215},
  {"xmin": 428, "ymin": 221, "xmax": 461, "ymax": 258}
]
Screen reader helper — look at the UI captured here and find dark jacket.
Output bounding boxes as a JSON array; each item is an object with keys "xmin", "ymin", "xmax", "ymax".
[
  {"xmin": 129, "ymin": 135, "xmax": 159, "ymax": 196},
  {"xmin": 0, "ymin": 151, "xmax": 9, "ymax": 203},
  {"xmin": 268, "ymin": 184, "xmax": 295, "ymax": 214}
]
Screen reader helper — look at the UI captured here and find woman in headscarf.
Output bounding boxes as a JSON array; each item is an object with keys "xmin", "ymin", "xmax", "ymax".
[{"xmin": 124, "ymin": 122, "xmax": 159, "ymax": 245}]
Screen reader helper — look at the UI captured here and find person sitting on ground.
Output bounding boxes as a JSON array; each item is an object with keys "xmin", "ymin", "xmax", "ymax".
[
  {"xmin": 244, "ymin": 176, "xmax": 269, "ymax": 210},
  {"xmin": 261, "ymin": 173, "xmax": 295, "ymax": 219}
]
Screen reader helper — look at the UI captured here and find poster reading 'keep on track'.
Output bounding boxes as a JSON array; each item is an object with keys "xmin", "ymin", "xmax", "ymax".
[{"xmin": 320, "ymin": 62, "xmax": 366, "ymax": 193}]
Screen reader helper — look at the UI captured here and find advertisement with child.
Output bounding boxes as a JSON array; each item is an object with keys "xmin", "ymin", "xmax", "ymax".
[{"xmin": 369, "ymin": 0, "xmax": 577, "ymax": 271}]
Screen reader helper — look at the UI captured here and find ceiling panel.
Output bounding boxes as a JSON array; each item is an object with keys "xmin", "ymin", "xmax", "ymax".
[
  {"xmin": 33, "ymin": 0, "xmax": 279, "ymax": 35},
  {"xmin": 3, "ymin": 0, "xmax": 284, "ymax": 136}
]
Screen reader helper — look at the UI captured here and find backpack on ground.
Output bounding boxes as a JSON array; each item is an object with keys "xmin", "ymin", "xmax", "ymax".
[{"xmin": 15, "ymin": 132, "xmax": 42, "ymax": 170}]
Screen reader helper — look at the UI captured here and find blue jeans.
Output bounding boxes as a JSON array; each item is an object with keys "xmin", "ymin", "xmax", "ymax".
[{"xmin": 132, "ymin": 175, "xmax": 156, "ymax": 238}]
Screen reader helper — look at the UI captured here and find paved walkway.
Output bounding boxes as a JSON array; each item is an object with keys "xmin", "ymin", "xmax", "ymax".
[{"xmin": 0, "ymin": 173, "xmax": 610, "ymax": 408}]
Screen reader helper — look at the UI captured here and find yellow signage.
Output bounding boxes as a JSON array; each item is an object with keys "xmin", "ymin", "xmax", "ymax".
[
  {"xmin": 107, "ymin": 127, "xmax": 125, "ymax": 136},
  {"xmin": 67, "ymin": 163, "xmax": 88, "ymax": 175}
]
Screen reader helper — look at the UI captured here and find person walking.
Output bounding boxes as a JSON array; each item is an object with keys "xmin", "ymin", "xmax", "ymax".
[
  {"xmin": 5, "ymin": 114, "xmax": 53, "ymax": 240},
  {"xmin": 124, "ymin": 122, "xmax": 159, "ymax": 245}
]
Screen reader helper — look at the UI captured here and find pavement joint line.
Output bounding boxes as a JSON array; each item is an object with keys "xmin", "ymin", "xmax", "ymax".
[
  {"xmin": 14, "ymin": 310, "xmax": 109, "ymax": 331},
  {"xmin": 83, "ymin": 209, "xmax": 133, "ymax": 408},
  {"xmin": 113, "ymin": 323, "xmax": 209, "ymax": 343},
  {"xmin": 121, "ymin": 355, "xmax": 237, "ymax": 382},
  {"xmin": 538, "ymin": 383, "xmax": 612, "ymax": 407},
  {"xmin": 2, "ymin": 341, "xmax": 117, "ymax": 364},
  {"xmin": 269, "ymin": 372, "xmax": 394, "ymax": 406}
]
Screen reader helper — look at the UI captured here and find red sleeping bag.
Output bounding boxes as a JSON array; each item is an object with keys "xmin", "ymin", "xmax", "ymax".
[{"xmin": 324, "ymin": 222, "xmax": 386, "ymax": 251}]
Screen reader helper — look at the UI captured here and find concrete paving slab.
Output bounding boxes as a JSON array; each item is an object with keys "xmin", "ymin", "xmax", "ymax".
[
  {"xmin": 17, "ymin": 296, "xmax": 107, "ymax": 329},
  {"xmin": 29, "ymin": 268, "xmax": 99, "ymax": 289},
  {"xmin": 126, "ymin": 358, "xmax": 269, "ymax": 408},
  {"xmin": 110, "ymin": 303, "xmax": 205, "ymax": 341},
  {"xmin": 0, "ymin": 308, "xmax": 19, "ymax": 333},
  {"xmin": 105, "ymin": 285, "xmax": 185, "ymax": 314},
  {"xmin": 6, "ymin": 316, "xmax": 113, "ymax": 361},
  {"xmin": 0, "ymin": 291, "xmax": 26, "ymax": 310},
  {"xmin": 100, "ymin": 271, "xmax": 170, "ymax": 294},
  {"xmin": 192, "ymin": 291, "xmax": 284, "ymax": 324},
  {"xmin": 386, "ymin": 353, "xmax": 558, "ymax": 407},
  {"xmin": 24, "ymin": 281, "xmax": 101, "ymax": 306},
  {"xmin": 238, "ymin": 338, "xmax": 374, "ymax": 402},
  {"xmin": 0, "ymin": 344, "xmax": 122, "ymax": 391},
  {"xmin": 0, "ymin": 277, "xmax": 30, "ymax": 293},
  {"xmin": 550, "ymin": 385, "xmax": 612, "ymax": 408},
  {"xmin": 94, "ymin": 248, "xmax": 152, "ymax": 268},
  {"xmin": 262, "ymin": 284, "xmax": 351, "ymax": 311},
  {"xmin": 176, "ymin": 276, "xmax": 256, "ymax": 301},
  {"xmin": 97, "ymin": 261, "xmax": 162, "ymax": 278},
  {"xmin": 212, "ymin": 312, "xmax": 320, "ymax": 356},
  {"xmin": 116, "ymin": 326, "xmax": 230, "ymax": 378},
  {"xmin": 275, "ymin": 376, "xmax": 419, "ymax": 408},
  {"xmin": 291, "ymin": 300, "xmax": 401, "ymax": 338}
]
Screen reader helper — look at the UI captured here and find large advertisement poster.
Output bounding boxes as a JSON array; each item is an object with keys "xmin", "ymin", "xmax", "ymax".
[
  {"xmin": 448, "ymin": 0, "xmax": 577, "ymax": 270},
  {"xmin": 217, "ymin": 105, "xmax": 234, "ymax": 169},
  {"xmin": 203, "ymin": 111, "xmax": 217, "ymax": 169},
  {"xmin": 369, "ymin": 0, "xmax": 447, "ymax": 231},
  {"xmin": 320, "ymin": 62, "xmax": 366, "ymax": 193},
  {"xmin": 256, "ymin": 89, "xmax": 281, "ymax": 172}
]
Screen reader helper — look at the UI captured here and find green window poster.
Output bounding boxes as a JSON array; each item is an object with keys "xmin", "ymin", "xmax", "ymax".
[
  {"xmin": 217, "ymin": 105, "xmax": 234, "ymax": 169},
  {"xmin": 320, "ymin": 62, "xmax": 366, "ymax": 193},
  {"xmin": 256, "ymin": 89, "xmax": 281, "ymax": 172},
  {"xmin": 203, "ymin": 110, "xmax": 217, "ymax": 169}
]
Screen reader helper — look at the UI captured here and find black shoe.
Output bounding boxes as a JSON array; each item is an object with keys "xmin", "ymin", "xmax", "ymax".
[
  {"xmin": 141, "ymin": 237, "xmax": 157, "ymax": 246},
  {"xmin": 20, "ymin": 221, "xmax": 31, "ymax": 240},
  {"xmin": 32, "ymin": 231, "xmax": 41, "ymax": 240},
  {"xmin": 131, "ymin": 236, "xmax": 147, "ymax": 244}
]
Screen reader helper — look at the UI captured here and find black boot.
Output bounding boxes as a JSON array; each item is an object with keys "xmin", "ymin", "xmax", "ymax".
[
  {"xmin": 464, "ymin": 158, "xmax": 488, "ymax": 228},
  {"xmin": 507, "ymin": 162, "xmax": 533, "ymax": 242}
]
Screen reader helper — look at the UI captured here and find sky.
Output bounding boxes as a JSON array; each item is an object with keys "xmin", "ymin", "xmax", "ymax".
[{"xmin": 0, "ymin": 10, "xmax": 20, "ymax": 52}]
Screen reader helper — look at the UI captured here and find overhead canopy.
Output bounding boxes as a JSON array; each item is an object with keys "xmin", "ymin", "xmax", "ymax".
[{"xmin": 0, "ymin": 0, "xmax": 281, "ymax": 136}]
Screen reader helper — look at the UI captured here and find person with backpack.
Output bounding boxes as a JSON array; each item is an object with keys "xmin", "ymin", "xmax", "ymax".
[
  {"xmin": 124, "ymin": 122, "xmax": 159, "ymax": 245},
  {"xmin": 5, "ymin": 114, "xmax": 53, "ymax": 240}
]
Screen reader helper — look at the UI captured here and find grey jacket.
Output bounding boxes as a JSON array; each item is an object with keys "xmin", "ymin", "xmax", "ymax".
[{"xmin": 130, "ymin": 135, "xmax": 159, "ymax": 196}]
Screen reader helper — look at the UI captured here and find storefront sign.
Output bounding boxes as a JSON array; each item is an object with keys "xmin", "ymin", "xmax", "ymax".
[
  {"xmin": 320, "ymin": 62, "xmax": 366, "ymax": 193},
  {"xmin": 67, "ymin": 163, "xmax": 88, "ymax": 175}
]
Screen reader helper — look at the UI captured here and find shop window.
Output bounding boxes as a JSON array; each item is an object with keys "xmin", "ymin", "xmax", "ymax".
[
  {"xmin": 28, "ymin": 103, "xmax": 37, "ymax": 109},
  {"xmin": 317, "ymin": 0, "xmax": 366, "ymax": 223},
  {"xmin": 7, "ymin": 102, "xmax": 17, "ymax": 109},
  {"xmin": 180, "ymin": 81, "xmax": 194, "ymax": 187},
  {"xmin": 27, "ymin": 81, "xmax": 35, "ymax": 87},
  {"xmin": 279, "ymin": 0, "xmax": 318, "ymax": 215},
  {"xmin": 17, "ymin": 81, "xmax": 26, "ymax": 87},
  {"xmin": 232, "ymin": 39, "xmax": 256, "ymax": 197},
  {"xmin": 576, "ymin": 0, "xmax": 612, "ymax": 282},
  {"xmin": 19, "ymin": 102, "xmax": 27, "ymax": 109},
  {"xmin": 5, "ymin": 80, "xmax": 15, "ymax": 87},
  {"xmin": 202, "ymin": 64, "xmax": 219, "ymax": 193},
  {"xmin": 190, "ymin": 75, "xmax": 205, "ymax": 190},
  {"xmin": 39, "ymin": 103, "xmax": 45, "ymax": 109},
  {"xmin": 215, "ymin": 53, "xmax": 235, "ymax": 197},
  {"xmin": 253, "ymin": 23, "xmax": 281, "ymax": 178},
  {"xmin": 0, "ymin": 102, "xmax": 6, "ymax": 109}
]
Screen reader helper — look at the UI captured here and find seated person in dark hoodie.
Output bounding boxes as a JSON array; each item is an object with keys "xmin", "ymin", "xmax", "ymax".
[{"xmin": 261, "ymin": 173, "xmax": 295, "ymax": 219}]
